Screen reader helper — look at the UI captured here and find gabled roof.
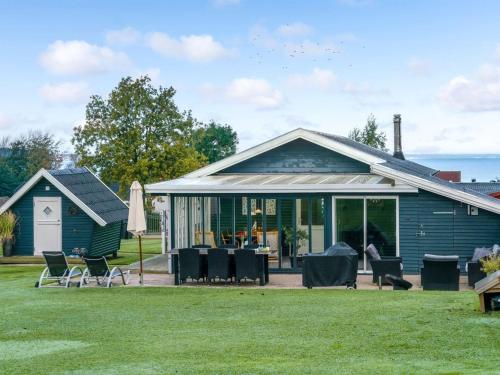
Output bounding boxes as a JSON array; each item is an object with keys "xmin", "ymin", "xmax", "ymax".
[
  {"xmin": 0, "ymin": 167, "xmax": 128, "ymax": 226},
  {"xmin": 146, "ymin": 127, "xmax": 500, "ymax": 215}
]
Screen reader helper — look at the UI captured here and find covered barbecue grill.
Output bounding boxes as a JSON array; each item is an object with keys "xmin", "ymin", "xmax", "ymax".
[{"xmin": 302, "ymin": 242, "xmax": 358, "ymax": 288}]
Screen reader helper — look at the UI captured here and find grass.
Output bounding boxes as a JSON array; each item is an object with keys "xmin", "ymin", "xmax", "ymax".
[
  {"xmin": 0, "ymin": 266, "xmax": 499, "ymax": 374},
  {"xmin": 0, "ymin": 238, "xmax": 162, "ymax": 266}
]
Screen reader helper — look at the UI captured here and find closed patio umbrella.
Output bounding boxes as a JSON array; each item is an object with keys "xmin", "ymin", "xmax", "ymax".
[{"xmin": 127, "ymin": 181, "xmax": 147, "ymax": 285}]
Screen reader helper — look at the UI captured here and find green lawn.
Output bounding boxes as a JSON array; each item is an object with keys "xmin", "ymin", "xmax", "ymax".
[
  {"xmin": 0, "ymin": 238, "xmax": 161, "ymax": 266},
  {"xmin": 0, "ymin": 266, "xmax": 499, "ymax": 374}
]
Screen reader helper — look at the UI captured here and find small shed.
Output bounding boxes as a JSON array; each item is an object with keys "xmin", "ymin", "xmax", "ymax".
[
  {"xmin": 0, "ymin": 167, "xmax": 128, "ymax": 257},
  {"xmin": 475, "ymin": 271, "xmax": 500, "ymax": 313}
]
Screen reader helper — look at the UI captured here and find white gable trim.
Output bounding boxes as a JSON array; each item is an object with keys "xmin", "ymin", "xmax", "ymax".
[
  {"xmin": 184, "ymin": 128, "xmax": 385, "ymax": 178},
  {"xmin": 0, "ymin": 169, "xmax": 108, "ymax": 226},
  {"xmin": 372, "ymin": 164, "xmax": 500, "ymax": 215}
]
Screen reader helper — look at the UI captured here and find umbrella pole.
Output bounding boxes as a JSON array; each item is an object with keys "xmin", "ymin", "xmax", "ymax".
[{"xmin": 139, "ymin": 235, "xmax": 144, "ymax": 285}]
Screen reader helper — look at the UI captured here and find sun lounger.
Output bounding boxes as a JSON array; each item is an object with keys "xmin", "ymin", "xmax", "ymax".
[
  {"xmin": 35, "ymin": 251, "xmax": 83, "ymax": 288},
  {"xmin": 79, "ymin": 256, "xmax": 130, "ymax": 288}
]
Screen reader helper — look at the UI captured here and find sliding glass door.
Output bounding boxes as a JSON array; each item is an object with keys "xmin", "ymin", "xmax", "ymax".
[
  {"xmin": 334, "ymin": 196, "xmax": 398, "ymax": 272},
  {"xmin": 335, "ymin": 198, "xmax": 365, "ymax": 270}
]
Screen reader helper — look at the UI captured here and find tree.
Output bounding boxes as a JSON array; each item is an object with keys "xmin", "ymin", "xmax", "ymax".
[
  {"xmin": 72, "ymin": 76, "xmax": 207, "ymax": 197},
  {"xmin": 0, "ymin": 132, "xmax": 62, "ymax": 196},
  {"xmin": 193, "ymin": 121, "xmax": 238, "ymax": 164},
  {"xmin": 348, "ymin": 114, "xmax": 388, "ymax": 151}
]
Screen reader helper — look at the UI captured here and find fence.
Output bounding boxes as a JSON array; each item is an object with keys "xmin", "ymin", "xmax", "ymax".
[{"xmin": 146, "ymin": 212, "xmax": 161, "ymax": 234}]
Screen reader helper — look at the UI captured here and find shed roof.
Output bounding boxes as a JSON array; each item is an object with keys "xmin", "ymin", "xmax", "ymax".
[
  {"xmin": 0, "ymin": 167, "xmax": 128, "ymax": 226},
  {"xmin": 48, "ymin": 168, "xmax": 129, "ymax": 224}
]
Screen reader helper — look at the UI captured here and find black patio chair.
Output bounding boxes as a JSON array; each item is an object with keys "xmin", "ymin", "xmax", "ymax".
[
  {"xmin": 466, "ymin": 257, "xmax": 488, "ymax": 287},
  {"xmin": 79, "ymin": 257, "xmax": 129, "ymax": 288},
  {"xmin": 421, "ymin": 254, "xmax": 460, "ymax": 291},
  {"xmin": 234, "ymin": 249, "xmax": 261, "ymax": 284},
  {"xmin": 35, "ymin": 251, "xmax": 83, "ymax": 288},
  {"xmin": 207, "ymin": 248, "xmax": 235, "ymax": 283},
  {"xmin": 192, "ymin": 244, "xmax": 212, "ymax": 249},
  {"xmin": 179, "ymin": 248, "xmax": 207, "ymax": 283},
  {"xmin": 365, "ymin": 244, "xmax": 403, "ymax": 285}
]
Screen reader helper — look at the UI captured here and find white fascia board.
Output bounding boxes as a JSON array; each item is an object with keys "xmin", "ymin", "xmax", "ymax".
[
  {"xmin": 0, "ymin": 169, "xmax": 108, "ymax": 226},
  {"xmin": 184, "ymin": 128, "xmax": 385, "ymax": 179},
  {"xmin": 372, "ymin": 164, "xmax": 500, "ymax": 215},
  {"xmin": 145, "ymin": 183, "xmax": 417, "ymax": 194}
]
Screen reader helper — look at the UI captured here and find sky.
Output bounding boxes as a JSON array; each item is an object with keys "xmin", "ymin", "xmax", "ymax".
[{"xmin": 1, "ymin": 0, "xmax": 500, "ymax": 154}]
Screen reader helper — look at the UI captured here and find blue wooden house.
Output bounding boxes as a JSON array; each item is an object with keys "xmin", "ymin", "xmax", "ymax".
[
  {"xmin": 0, "ymin": 167, "xmax": 128, "ymax": 257},
  {"xmin": 146, "ymin": 115, "xmax": 500, "ymax": 273}
]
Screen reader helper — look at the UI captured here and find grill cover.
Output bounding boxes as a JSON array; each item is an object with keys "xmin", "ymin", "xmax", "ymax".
[{"xmin": 302, "ymin": 242, "xmax": 358, "ymax": 287}]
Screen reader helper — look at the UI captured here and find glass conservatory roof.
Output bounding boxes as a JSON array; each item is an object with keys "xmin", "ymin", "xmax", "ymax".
[{"xmin": 145, "ymin": 173, "xmax": 418, "ymax": 194}]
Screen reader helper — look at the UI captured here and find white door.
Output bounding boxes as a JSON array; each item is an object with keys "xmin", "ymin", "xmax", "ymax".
[{"xmin": 34, "ymin": 197, "xmax": 62, "ymax": 255}]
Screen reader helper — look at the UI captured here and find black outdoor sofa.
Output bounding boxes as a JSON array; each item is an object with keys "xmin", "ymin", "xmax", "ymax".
[{"xmin": 421, "ymin": 254, "xmax": 460, "ymax": 291}]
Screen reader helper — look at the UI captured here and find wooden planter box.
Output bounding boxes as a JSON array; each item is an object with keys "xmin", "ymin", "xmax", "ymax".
[{"xmin": 475, "ymin": 271, "xmax": 500, "ymax": 313}]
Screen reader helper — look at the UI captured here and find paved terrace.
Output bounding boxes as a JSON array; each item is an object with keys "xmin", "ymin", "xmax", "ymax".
[{"xmin": 126, "ymin": 255, "xmax": 471, "ymax": 290}]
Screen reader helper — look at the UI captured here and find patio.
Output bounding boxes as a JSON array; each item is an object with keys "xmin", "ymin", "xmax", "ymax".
[{"xmin": 126, "ymin": 254, "xmax": 471, "ymax": 290}]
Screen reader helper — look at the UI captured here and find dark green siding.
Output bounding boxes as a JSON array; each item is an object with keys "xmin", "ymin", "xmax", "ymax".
[
  {"xmin": 9, "ymin": 177, "xmax": 122, "ymax": 257},
  {"xmin": 220, "ymin": 139, "xmax": 370, "ymax": 174},
  {"xmin": 400, "ymin": 190, "xmax": 500, "ymax": 273},
  {"xmin": 90, "ymin": 221, "xmax": 122, "ymax": 257},
  {"xmin": 10, "ymin": 178, "xmax": 94, "ymax": 256}
]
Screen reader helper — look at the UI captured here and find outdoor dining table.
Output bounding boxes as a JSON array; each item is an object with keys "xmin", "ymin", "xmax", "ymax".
[{"xmin": 171, "ymin": 248, "xmax": 269, "ymax": 286}]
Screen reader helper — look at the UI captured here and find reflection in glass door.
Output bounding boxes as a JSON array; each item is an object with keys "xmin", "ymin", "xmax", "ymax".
[
  {"xmin": 335, "ymin": 199, "xmax": 365, "ymax": 270},
  {"xmin": 335, "ymin": 197, "xmax": 398, "ymax": 272}
]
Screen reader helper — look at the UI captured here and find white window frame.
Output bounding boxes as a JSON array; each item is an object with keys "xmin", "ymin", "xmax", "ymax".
[{"xmin": 332, "ymin": 195, "xmax": 400, "ymax": 273}]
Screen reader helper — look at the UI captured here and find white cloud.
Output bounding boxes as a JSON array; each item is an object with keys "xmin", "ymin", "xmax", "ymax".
[
  {"xmin": 39, "ymin": 81, "xmax": 90, "ymax": 104},
  {"xmin": 439, "ymin": 75, "xmax": 500, "ymax": 112},
  {"xmin": 225, "ymin": 78, "xmax": 284, "ymax": 109},
  {"xmin": 0, "ymin": 112, "xmax": 11, "ymax": 128},
  {"xmin": 287, "ymin": 68, "xmax": 336, "ymax": 90},
  {"xmin": 105, "ymin": 27, "xmax": 141, "ymax": 45},
  {"xmin": 40, "ymin": 40, "xmax": 129, "ymax": 75},
  {"xmin": 212, "ymin": 0, "xmax": 240, "ymax": 7},
  {"xmin": 439, "ymin": 46, "xmax": 500, "ymax": 112},
  {"xmin": 147, "ymin": 32, "xmax": 234, "ymax": 63},
  {"xmin": 277, "ymin": 22, "xmax": 313, "ymax": 37},
  {"xmin": 408, "ymin": 58, "xmax": 433, "ymax": 76}
]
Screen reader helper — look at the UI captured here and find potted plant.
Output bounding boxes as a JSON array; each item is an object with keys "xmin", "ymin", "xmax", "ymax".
[
  {"xmin": 282, "ymin": 226, "xmax": 309, "ymax": 259},
  {"xmin": 480, "ymin": 254, "xmax": 500, "ymax": 275},
  {"xmin": 0, "ymin": 211, "xmax": 18, "ymax": 257}
]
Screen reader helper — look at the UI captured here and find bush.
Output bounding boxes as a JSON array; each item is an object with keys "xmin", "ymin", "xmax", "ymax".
[{"xmin": 480, "ymin": 254, "xmax": 500, "ymax": 274}]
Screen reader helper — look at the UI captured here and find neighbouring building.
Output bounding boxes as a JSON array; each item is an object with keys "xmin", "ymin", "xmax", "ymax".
[{"xmin": 0, "ymin": 167, "xmax": 128, "ymax": 257}]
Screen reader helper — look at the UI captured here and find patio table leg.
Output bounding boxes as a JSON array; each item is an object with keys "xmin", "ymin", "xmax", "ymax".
[
  {"xmin": 264, "ymin": 254, "xmax": 269, "ymax": 283},
  {"xmin": 259, "ymin": 254, "xmax": 266, "ymax": 286},
  {"xmin": 172, "ymin": 253, "xmax": 180, "ymax": 285}
]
